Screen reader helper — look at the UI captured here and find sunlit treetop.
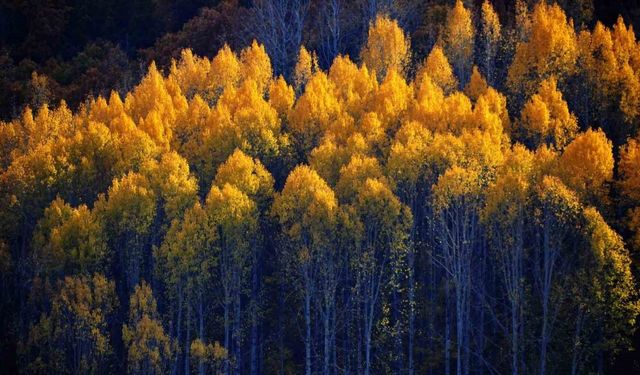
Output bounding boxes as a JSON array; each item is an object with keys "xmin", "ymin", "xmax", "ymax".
[
  {"xmin": 269, "ymin": 76, "xmax": 295, "ymax": 117},
  {"xmin": 519, "ymin": 76, "xmax": 577, "ymax": 149},
  {"xmin": 558, "ymin": 128, "xmax": 613, "ymax": 202},
  {"xmin": 508, "ymin": 1, "xmax": 578, "ymax": 98},
  {"xmin": 240, "ymin": 40, "xmax": 272, "ymax": 94},
  {"xmin": 328, "ymin": 55, "xmax": 378, "ymax": 117},
  {"xmin": 271, "ymin": 165, "xmax": 338, "ymax": 244},
  {"xmin": 336, "ymin": 155, "xmax": 386, "ymax": 204},
  {"xmin": 443, "ymin": 0, "xmax": 475, "ymax": 86},
  {"xmin": 360, "ymin": 15, "xmax": 411, "ymax": 81},
  {"xmin": 209, "ymin": 44, "xmax": 241, "ymax": 97},
  {"xmin": 294, "ymin": 46, "xmax": 319, "ymax": 94},
  {"xmin": 464, "ymin": 66, "xmax": 489, "ymax": 101},
  {"xmin": 418, "ymin": 45, "xmax": 457, "ymax": 94},
  {"xmin": 214, "ymin": 148, "xmax": 275, "ymax": 207}
]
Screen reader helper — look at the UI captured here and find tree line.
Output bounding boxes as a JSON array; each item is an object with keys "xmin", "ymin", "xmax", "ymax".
[{"xmin": 1, "ymin": 1, "xmax": 640, "ymax": 374}]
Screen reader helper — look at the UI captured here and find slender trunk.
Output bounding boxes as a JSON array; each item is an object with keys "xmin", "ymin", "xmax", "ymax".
[
  {"xmin": 445, "ymin": 278, "xmax": 451, "ymax": 375},
  {"xmin": 408, "ymin": 247, "xmax": 415, "ymax": 375},
  {"xmin": 199, "ymin": 289, "xmax": 204, "ymax": 375},
  {"xmin": 250, "ymin": 246, "xmax": 259, "ymax": 375},
  {"xmin": 305, "ymin": 272, "xmax": 312, "ymax": 375},
  {"xmin": 185, "ymin": 303, "xmax": 191, "ymax": 375},
  {"xmin": 172, "ymin": 282, "xmax": 183, "ymax": 375}
]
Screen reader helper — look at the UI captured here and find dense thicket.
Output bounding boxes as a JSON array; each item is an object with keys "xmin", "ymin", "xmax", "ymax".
[{"xmin": 2, "ymin": 1, "xmax": 640, "ymax": 374}]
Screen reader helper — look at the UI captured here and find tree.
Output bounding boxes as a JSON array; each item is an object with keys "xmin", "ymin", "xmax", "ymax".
[
  {"xmin": 360, "ymin": 14, "xmax": 411, "ymax": 81},
  {"xmin": 32, "ymin": 198, "xmax": 108, "ymax": 278},
  {"xmin": 289, "ymin": 71, "xmax": 342, "ymax": 156},
  {"xmin": 443, "ymin": 0, "xmax": 475, "ymax": 87},
  {"xmin": 349, "ymin": 177, "xmax": 411, "ymax": 375},
  {"xmin": 94, "ymin": 172, "xmax": 157, "ymax": 295},
  {"xmin": 206, "ymin": 184, "xmax": 257, "ymax": 373},
  {"xmin": 293, "ymin": 46, "xmax": 319, "ymax": 95},
  {"xmin": 417, "ymin": 45, "xmax": 457, "ymax": 94},
  {"xmin": 483, "ymin": 145, "xmax": 535, "ymax": 375},
  {"xmin": 271, "ymin": 165, "xmax": 339, "ymax": 375},
  {"xmin": 432, "ymin": 166, "xmax": 482, "ymax": 375},
  {"xmin": 479, "ymin": 0, "xmax": 501, "ymax": 86},
  {"xmin": 21, "ymin": 274, "xmax": 117, "ymax": 374},
  {"xmin": 122, "ymin": 281, "xmax": 172, "ymax": 375},
  {"xmin": 157, "ymin": 202, "xmax": 216, "ymax": 375},
  {"xmin": 519, "ymin": 77, "xmax": 578, "ymax": 149},
  {"xmin": 558, "ymin": 129, "xmax": 613, "ymax": 204},
  {"xmin": 240, "ymin": 40, "xmax": 273, "ymax": 94},
  {"xmin": 507, "ymin": 2, "xmax": 578, "ymax": 101}
]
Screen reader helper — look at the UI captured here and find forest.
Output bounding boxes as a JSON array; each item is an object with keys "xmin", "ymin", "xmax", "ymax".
[{"xmin": 1, "ymin": 0, "xmax": 640, "ymax": 374}]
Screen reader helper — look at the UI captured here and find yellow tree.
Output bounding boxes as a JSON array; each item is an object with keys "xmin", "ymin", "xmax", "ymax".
[
  {"xmin": 208, "ymin": 44, "xmax": 241, "ymax": 100},
  {"xmin": 519, "ymin": 77, "xmax": 578, "ymax": 149},
  {"xmin": 206, "ymin": 184, "xmax": 257, "ymax": 373},
  {"xmin": 294, "ymin": 46, "xmax": 319, "ymax": 95},
  {"xmin": 349, "ymin": 177, "xmax": 411, "ymax": 375},
  {"xmin": 271, "ymin": 165, "xmax": 339, "ymax": 375},
  {"xmin": 156, "ymin": 201, "xmax": 216, "ymax": 374},
  {"xmin": 328, "ymin": 55, "xmax": 378, "ymax": 118},
  {"xmin": 432, "ymin": 165, "xmax": 482, "ymax": 375},
  {"xmin": 122, "ymin": 281, "xmax": 172, "ymax": 375},
  {"xmin": 558, "ymin": 128, "xmax": 613, "ymax": 204},
  {"xmin": 360, "ymin": 14, "xmax": 411, "ymax": 81},
  {"xmin": 479, "ymin": 0, "xmax": 501, "ymax": 86},
  {"xmin": 22, "ymin": 274, "xmax": 117, "ymax": 374},
  {"xmin": 289, "ymin": 71, "xmax": 342, "ymax": 156},
  {"xmin": 32, "ymin": 198, "xmax": 108, "ymax": 279},
  {"xmin": 464, "ymin": 66, "xmax": 489, "ymax": 102},
  {"xmin": 507, "ymin": 1, "xmax": 578, "ymax": 100},
  {"xmin": 417, "ymin": 45, "xmax": 458, "ymax": 94},
  {"xmin": 369, "ymin": 68, "xmax": 413, "ymax": 132},
  {"xmin": 94, "ymin": 172, "xmax": 157, "ymax": 294},
  {"xmin": 240, "ymin": 40, "xmax": 272, "ymax": 94},
  {"xmin": 268, "ymin": 76, "xmax": 295, "ymax": 119},
  {"xmin": 443, "ymin": 0, "xmax": 475, "ymax": 87},
  {"xmin": 213, "ymin": 149, "xmax": 273, "ymax": 371},
  {"xmin": 483, "ymin": 145, "xmax": 535, "ymax": 375},
  {"xmin": 619, "ymin": 135, "xmax": 640, "ymax": 251},
  {"xmin": 169, "ymin": 49, "xmax": 212, "ymax": 100}
]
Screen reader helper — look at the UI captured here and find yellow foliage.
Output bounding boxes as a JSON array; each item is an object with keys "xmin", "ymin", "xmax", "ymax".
[
  {"xmin": 170, "ymin": 49, "xmax": 212, "ymax": 98},
  {"xmin": 240, "ymin": 40, "xmax": 272, "ymax": 93},
  {"xmin": 432, "ymin": 165, "xmax": 480, "ymax": 211},
  {"xmin": 507, "ymin": 1, "xmax": 577, "ymax": 97},
  {"xmin": 328, "ymin": 55, "xmax": 378, "ymax": 117},
  {"xmin": 209, "ymin": 44, "xmax": 241, "ymax": 97},
  {"xmin": 294, "ymin": 46, "xmax": 318, "ymax": 93},
  {"xmin": 271, "ymin": 165, "xmax": 337, "ymax": 244},
  {"xmin": 336, "ymin": 155, "xmax": 385, "ymax": 203},
  {"xmin": 360, "ymin": 14, "xmax": 411, "ymax": 80},
  {"xmin": 289, "ymin": 71, "xmax": 342, "ymax": 153},
  {"xmin": 269, "ymin": 76, "xmax": 295, "ymax": 117},
  {"xmin": 519, "ymin": 77, "xmax": 577, "ymax": 149},
  {"xmin": 558, "ymin": 128, "xmax": 613, "ymax": 199},
  {"xmin": 418, "ymin": 45, "xmax": 457, "ymax": 94},
  {"xmin": 443, "ymin": 0, "xmax": 475, "ymax": 85},
  {"xmin": 464, "ymin": 66, "xmax": 489, "ymax": 101},
  {"xmin": 369, "ymin": 69, "xmax": 413, "ymax": 130},
  {"xmin": 214, "ymin": 148, "xmax": 274, "ymax": 204},
  {"xmin": 620, "ymin": 136, "xmax": 640, "ymax": 202}
]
